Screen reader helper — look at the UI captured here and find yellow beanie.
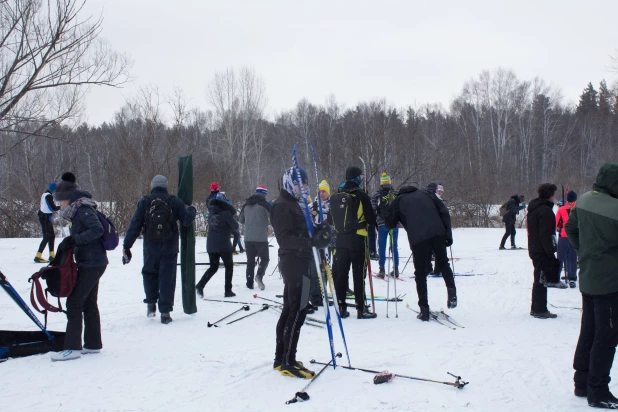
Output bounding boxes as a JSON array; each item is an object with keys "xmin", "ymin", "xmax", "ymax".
[
  {"xmin": 318, "ymin": 180, "xmax": 331, "ymax": 196},
  {"xmin": 380, "ymin": 172, "xmax": 392, "ymax": 185}
]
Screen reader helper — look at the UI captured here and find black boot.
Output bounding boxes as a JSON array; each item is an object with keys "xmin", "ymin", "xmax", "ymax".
[
  {"xmin": 195, "ymin": 286, "xmax": 204, "ymax": 298},
  {"xmin": 147, "ymin": 303, "xmax": 156, "ymax": 318},
  {"xmin": 417, "ymin": 306, "xmax": 430, "ymax": 321},
  {"xmin": 588, "ymin": 392, "xmax": 618, "ymax": 409},
  {"xmin": 357, "ymin": 308, "xmax": 377, "ymax": 319},
  {"xmin": 378, "ymin": 266, "xmax": 386, "ymax": 278},
  {"xmin": 447, "ymin": 287, "xmax": 457, "ymax": 309},
  {"xmin": 161, "ymin": 312, "xmax": 173, "ymax": 324},
  {"xmin": 339, "ymin": 306, "xmax": 350, "ymax": 318}
]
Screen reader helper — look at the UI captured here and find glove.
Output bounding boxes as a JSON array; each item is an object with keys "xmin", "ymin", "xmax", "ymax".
[
  {"xmin": 122, "ymin": 248, "xmax": 132, "ymax": 265},
  {"xmin": 445, "ymin": 236, "xmax": 453, "ymax": 247},
  {"xmin": 311, "ymin": 224, "xmax": 331, "ymax": 249},
  {"xmin": 57, "ymin": 235, "xmax": 76, "ymax": 252}
]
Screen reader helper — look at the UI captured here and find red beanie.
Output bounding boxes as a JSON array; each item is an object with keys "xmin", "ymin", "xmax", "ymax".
[{"xmin": 210, "ymin": 182, "xmax": 220, "ymax": 193}]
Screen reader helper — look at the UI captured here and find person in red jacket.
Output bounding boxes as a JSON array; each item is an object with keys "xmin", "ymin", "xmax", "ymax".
[{"xmin": 556, "ymin": 190, "xmax": 578, "ymax": 288}]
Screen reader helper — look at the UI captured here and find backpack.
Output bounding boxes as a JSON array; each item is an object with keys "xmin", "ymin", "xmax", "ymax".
[
  {"xmin": 29, "ymin": 247, "xmax": 78, "ymax": 318},
  {"xmin": 499, "ymin": 201, "xmax": 509, "ymax": 217},
  {"xmin": 329, "ymin": 190, "xmax": 362, "ymax": 234},
  {"xmin": 96, "ymin": 210, "xmax": 119, "ymax": 250},
  {"xmin": 377, "ymin": 191, "xmax": 397, "ymax": 219},
  {"xmin": 144, "ymin": 195, "xmax": 175, "ymax": 242}
]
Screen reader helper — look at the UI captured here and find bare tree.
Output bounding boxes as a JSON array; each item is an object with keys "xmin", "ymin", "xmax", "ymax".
[{"xmin": 0, "ymin": 0, "xmax": 131, "ymax": 155}]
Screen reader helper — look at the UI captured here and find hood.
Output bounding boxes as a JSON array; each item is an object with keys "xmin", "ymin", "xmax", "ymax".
[
  {"xmin": 511, "ymin": 194, "xmax": 521, "ymax": 203},
  {"xmin": 151, "ymin": 187, "xmax": 169, "ymax": 196},
  {"xmin": 70, "ymin": 189, "xmax": 92, "ymax": 204},
  {"xmin": 398, "ymin": 186, "xmax": 419, "ymax": 195},
  {"xmin": 340, "ymin": 181, "xmax": 362, "ymax": 192},
  {"xmin": 379, "ymin": 184, "xmax": 393, "ymax": 194},
  {"xmin": 209, "ymin": 198, "xmax": 236, "ymax": 215},
  {"xmin": 527, "ymin": 197, "xmax": 552, "ymax": 214},
  {"xmin": 593, "ymin": 163, "xmax": 618, "ymax": 198},
  {"xmin": 245, "ymin": 194, "xmax": 267, "ymax": 206}
]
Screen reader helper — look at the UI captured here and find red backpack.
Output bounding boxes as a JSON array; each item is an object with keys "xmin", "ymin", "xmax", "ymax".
[{"xmin": 29, "ymin": 247, "xmax": 78, "ymax": 318}]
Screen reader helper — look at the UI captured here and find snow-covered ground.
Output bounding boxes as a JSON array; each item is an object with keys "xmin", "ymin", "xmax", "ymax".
[{"xmin": 1, "ymin": 228, "xmax": 592, "ymax": 411}]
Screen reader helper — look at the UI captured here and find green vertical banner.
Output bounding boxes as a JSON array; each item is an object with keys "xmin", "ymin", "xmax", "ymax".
[{"xmin": 178, "ymin": 155, "xmax": 197, "ymax": 314}]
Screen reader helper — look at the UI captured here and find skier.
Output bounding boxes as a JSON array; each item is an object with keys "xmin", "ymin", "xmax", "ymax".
[
  {"xmin": 271, "ymin": 167, "xmax": 329, "ymax": 378},
  {"xmin": 556, "ymin": 190, "xmax": 578, "ymax": 288},
  {"xmin": 499, "ymin": 194, "xmax": 526, "ymax": 249},
  {"xmin": 196, "ymin": 192, "xmax": 239, "ymax": 298},
  {"xmin": 385, "ymin": 183, "xmax": 456, "ymax": 321},
  {"xmin": 239, "ymin": 186, "xmax": 271, "ymax": 290},
  {"xmin": 371, "ymin": 172, "xmax": 399, "ymax": 278},
  {"xmin": 308, "ymin": 180, "xmax": 333, "ymax": 308},
  {"xmin": 50, "ymin": 172, "xmax": 108, "ymax": 361},
  {"xmin": 123, "ymin": 175, "xmax": 197, "ymax": 324},
  {"xmin": 527, "ymin": 183, "xmax": 566, "ymax": 320},
  {"xmin": 330, "ymin": 166, "xmax": 377, "ymax": 319},
  {"xmin": 34, "ymin": 182, "xmax": 60, "ymax": 263},
  {"xmin": 566, "ymin": 163, "xmax": 618, "ymax": 407}
]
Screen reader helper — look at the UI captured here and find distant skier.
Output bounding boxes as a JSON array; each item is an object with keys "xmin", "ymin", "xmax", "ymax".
[
  {"xmin": 34, "ymin": 182, "xmax": 60, "ymax": 263},
  {"xmin": 385, "ymin": 183, "xmax": 456, "ymax": 322},
  {"xmin": 556, "ymin": 190, "xmax": 578, "ymax": 288},
  {"xmin": 308, "ymin": 180, "xmax": 333, "ymax": 308},
  {"xmin": 371, "ymin": 172, "xmax": 399, "ymax": 278},
  {"xmin": 271, "ymin": 167, "xmax": 330, "ymax": 378},
  {"xmin": 330, "ymin": 166, "xmax": 378, "ymax": 319},
  {"xmin": 123, "ymin": 175, "xmax": 197, "ymax": 324},
  {"xmin": 566, "ymin": 163, "xmax": 618, "ymax": 407},
  {"xmin": 527, "ymin": 183, "xmax": 566, "ymax": 320},
  {"xmin": 239, "ymin": 186, "xmax": 271, "ymax": 290},
  {"xmin": 499, "ymin": 194, "xmax": 526, "ymax": 250},
  {"xmin": 196, "ymin": 192, "xmax": 239, "ymax": 298},
  {"xmin": 50, "ymin": 172, "xmax": 108, "ymax": 361}
]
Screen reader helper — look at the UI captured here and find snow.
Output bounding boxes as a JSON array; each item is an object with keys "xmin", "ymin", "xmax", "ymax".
[{"xmin": 0, "ymin": 229, "xmax": 593, "ymax": 411}]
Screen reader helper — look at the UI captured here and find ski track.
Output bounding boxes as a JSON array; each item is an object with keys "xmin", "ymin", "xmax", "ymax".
[{"xmin": 0, "ymin": 229, "xmax": 599, "ymax": 411}]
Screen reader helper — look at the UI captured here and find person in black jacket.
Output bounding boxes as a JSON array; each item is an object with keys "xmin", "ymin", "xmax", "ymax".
[
  {"xmin": 527, "ymin": 183, "xmax": 566, "ymax": 319},
  {"xmin": 271, "ymin": 166, "xmax": 329, "ymax": 379},
  {"xmin": 385, "ymin": 185, "xmax": 456, "ymax": 321},
  {"xmin": 196, "ymin": 193, "xmax": 239, "ymax": 297},
  {"xmin": 50, "ymin": 173, "xmax": 108, "ymax": 361},
  {"xmin": 123, "ymin": 175, "xmax": 197, "ymax": 324},
  {"xmin": 35, "ymin": 182, "xmax": 61, "ymax": 263},
  {"xmin": 500, "ymin": 194, "xmax": 526, "ymax": 249},
  {"xmin": 331, "ymin": 166, "xmax": 378, "ymax": 320}
]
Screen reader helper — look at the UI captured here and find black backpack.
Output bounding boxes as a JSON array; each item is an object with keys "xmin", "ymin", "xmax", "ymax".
[
  {"xmin": 144, "ymin": 196, "xmax": 175, "ymax": 242},
  {"xmin": 330, "ymin": 189, "xmax": 362, "ymax": 234}
]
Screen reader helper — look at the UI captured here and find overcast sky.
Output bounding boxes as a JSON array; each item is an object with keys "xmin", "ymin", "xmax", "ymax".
[{"xmin": 82, "ymin": 0, "xmax": 618, "ymax": 125}]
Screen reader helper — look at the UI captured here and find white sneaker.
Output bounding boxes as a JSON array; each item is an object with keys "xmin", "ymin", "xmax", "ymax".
[
  {"xmin": 51, "ymin": 350, "xmax": 81, "ymax": 362},
  {"xmin": 81, "ymin": 348, "xmax": 101, "ymax": 354}
]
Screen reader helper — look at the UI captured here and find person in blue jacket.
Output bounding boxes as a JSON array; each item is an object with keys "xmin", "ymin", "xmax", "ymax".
[{"xmin": 123, "ymin": 175, "xmax": 196, "ymax": 324}]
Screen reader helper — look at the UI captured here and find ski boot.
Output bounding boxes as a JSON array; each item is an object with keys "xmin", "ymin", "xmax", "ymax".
[
  {"xmin": 378, "ymin": 266, "xmax": 386, "ymax": 279},
  {"xmin": 370, "ymin": 252, "xmax": 379, "ymax": 261},
  {"xmin": 339, "ymin": 307, "xmax": 350, "ymax": 319},
  {"xmin": 357, "ymin": 308, "xmax": 377, "ymax": 319},
  {"xmin": 195, "ymin": 286, "xmax": 204, "ymax": 299},
  {"xmin": 161, "ymin": 312, "xmax": 173, "ymax": 324},
  {"xmin": 34, "ymin": 252, "xmax": 48, "ymax": 263},
  {"xmin": 147, "ymin": 303, "xmax": 156, "ymax": 318},
  {"xmin": 273, "ymin": 359, "xmax": 306, "ymax": 371},
  {"xmin": 224, "ymin": 290, "xmax": 236, "ymax": 298},
  {"xmin": 447, "ymin": 287, "xmax": 457, "ymax": 309},
  {"xmin": 391, "ymin": 267, "xmax": 399, "ymax": 278},
  {"xmin": 417, "ymin": 306, "xmax": 430, "ymax": 322},
  {"xmin": 280, "ymin": 363, "xmax": 315, "ymax": 378}
]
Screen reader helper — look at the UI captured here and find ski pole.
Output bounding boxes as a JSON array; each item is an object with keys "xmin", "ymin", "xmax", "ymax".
[
  {"xmin": 269, "ymin": 306, "xmax": 325, "ymax": 329},
  {"xmin": 227, "ymin": 303, "xmax": 270, "ymax": 325},
  {"xmin": 269, "ymin": 261, "xmax": 279, "ymax": 277},
  {"xmin": 449, "ymin": 246, "xmax": 455, "ymax": 273},
  {"xmin": 401, "ymin": 254, "xmax": 413, "ymax": 275},
  {"xmin": 203, "ymin": 298, "xmax": 264, "ymax": 306},
  {"xmin": 390, "ymin": 229, "xmax": 398, "ymax": 318},
  {"xmin": 286, "ymin": 354, "xmax": 342, "ymax": 404},
  {"xmin": 253, "ymin": 294, "xmax": 281, "ymax": 305},
  {"xmin": 310, "ymin": 354, "xmax": 469, "ymax": 389},
  {"xmin": 359, "ymin": 156, "xmax": 376, "ymax": 314},
  {"xmin": 386, "ymin": 230, "xmax": 391, "ymax": 319},
  {"xmin": 207, "ymin": 305, "xmax": 250, "ymax": 327}
]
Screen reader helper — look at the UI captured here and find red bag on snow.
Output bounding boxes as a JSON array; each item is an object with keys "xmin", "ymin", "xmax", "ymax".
[{"xmin": 29, "ymin": 247, "xmax": 78, "ymax": 314}]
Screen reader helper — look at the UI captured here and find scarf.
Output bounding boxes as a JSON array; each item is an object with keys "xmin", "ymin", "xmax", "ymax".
[{"xmin": 60, "ymin": 198, "xmax": 98, "ymax": 225}]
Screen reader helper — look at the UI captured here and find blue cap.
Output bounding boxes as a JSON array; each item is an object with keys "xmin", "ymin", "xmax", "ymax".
[{"xmin": 49, "ymin": 182, "xmax": 57, "ymax": 193}]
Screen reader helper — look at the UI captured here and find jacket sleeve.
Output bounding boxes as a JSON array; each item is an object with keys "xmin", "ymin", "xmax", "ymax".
[
  {"xmin": 539, "ymin": 208, "xmax": 557, "ymax": 255},
  {"xmin": 45, "ymin": 194, "xmax": 60, "ymax": 212},
  {"xmin": 360, "ymin": 192, "xmax": 377, "ymax": 227},
  {"xmin": 123, "ymin": 197, "xmax": 148, "ymax": 249},
  {"xmin": 272, "ymin": 206, "xmax": 309, "ymax": 250},
  {"xmin": 74, "ymin": 206, "xmax": 104, "ymax": 245},
  {"xmin": 172, "ymin": 196, "xmax": 197, "ymax": 227},
  {"xmin": 226, "ymin": 211, "xmax": 239, "ymax": 233},
  {"xmin": 431, "ymin": 193, "xmax": 453, "ymax": 240},
  {"xmin": 565, "ymin": 207, "xmax": 579, "ymax": 251},
  {"xmin": 384, "ymin": 197, "xmax": 400, "ymax": 230},
  {"xmin": 371, "ymin": 191, "xmax": 379, "ymax": 213},
  {"xmin": 239, "ymin": 205, "xmax": 246, "ymax": 224}
]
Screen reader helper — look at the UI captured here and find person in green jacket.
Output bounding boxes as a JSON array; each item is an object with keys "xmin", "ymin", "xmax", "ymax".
[{"xmin": 566, "ymin": 163, "xmax": 618, "ymax": 408}]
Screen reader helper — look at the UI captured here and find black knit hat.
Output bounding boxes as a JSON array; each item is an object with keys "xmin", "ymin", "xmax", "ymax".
[
  {"xmin": 54, "ymin": 172, "xmax": 78, "ymax": 201},
  {"xmin": 345, "ymin": 166, "xmax": 363, "ymax": 180}
]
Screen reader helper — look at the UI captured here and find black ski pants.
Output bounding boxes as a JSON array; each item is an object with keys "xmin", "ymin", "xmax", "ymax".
[
  {"xmin": 275, "ymin": 253, "xmax": 310, "ymax": 366},
  {"xmin": 37, "ymin": 213, "xmax": 55, "ymax": 254},
  {"xmin": 245, "ymin": 241, "xmax": 269, "ymax": 287},
  {"xmin": 197, "ymin": 252, "xmax": 234, "ymax": 294},
  {"xmin": 573, "ymin": 291, "xmax": 618, "ymax": 402},
  {"xmin": 530, "ymin": 258, "xmax": 548, "ymax": 313},
  {"xmin": 64, "ymin": 266, "xmax": 106, "ymax": 350},
  {"xmin": 333, "ymin": 246, "xmax": 367, "ymax": 311},
  {"xmin": 557, "ymin": 237, "xmax": 578, "ymax": 281},
  {"xmin": 142, "ymin": 244, "xmax": 178, "ymax": 313},
  {"xmin": 411, "ymin": 235, "xmax": 455, "ymax": 309},
  {"xmin": 500, "ymin": 222, "xmax": 516, "ymax": 248}
]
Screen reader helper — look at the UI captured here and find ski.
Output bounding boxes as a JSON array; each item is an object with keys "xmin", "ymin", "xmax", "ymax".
[
  {"xmin": 405, "ymin": 302, "xmax": 456, "ymax": 330},
  {"xmin": 549, "ymin": 303, "xmax": 583, "ymax": 312},
  {"xmin": 269, "ymin": 306, "xmax": 325, "ymax": 329},
  {"xmin": 358, "ymin": 156, "xmax": 377, "ymax": 313},
  {"xmin": 372, "ymin": 273, "xmax": 405, "ymax": 282},
  {"xmin": 434, "ymin": 310, "xmax": 465, "ymax": 328}
]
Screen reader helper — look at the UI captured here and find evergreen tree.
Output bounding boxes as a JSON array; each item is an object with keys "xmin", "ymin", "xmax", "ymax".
[{"xmin": 576, "ymin": 82, "xmax": 599, "ymax": 117}]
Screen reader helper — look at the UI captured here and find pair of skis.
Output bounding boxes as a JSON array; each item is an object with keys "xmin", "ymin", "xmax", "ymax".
[
  {"xmin": 405, "ymin": 302, "xmax": 464, "ymax": 330},
  {"xmin": 293, "ymin": 140, "xmax": 351, "ymax": 369}
]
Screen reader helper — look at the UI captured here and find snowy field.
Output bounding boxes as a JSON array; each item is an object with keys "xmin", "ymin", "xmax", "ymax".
[{"xmin": 1, "ymin": 228, "xmax": 592, "ymax": 411}]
